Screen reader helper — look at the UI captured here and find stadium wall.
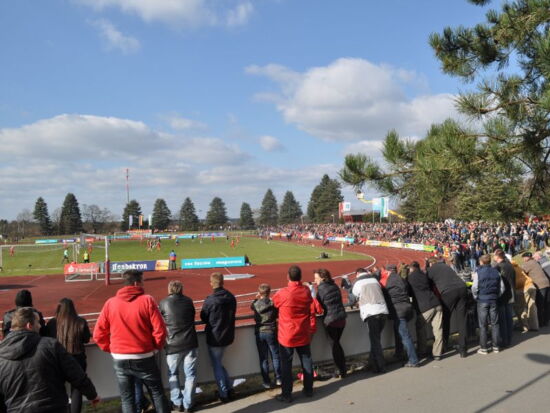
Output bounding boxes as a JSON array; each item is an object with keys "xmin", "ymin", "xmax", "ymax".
[{"xmin": 86, "ymin": 310, "xmax": 414, "ymax": 399}]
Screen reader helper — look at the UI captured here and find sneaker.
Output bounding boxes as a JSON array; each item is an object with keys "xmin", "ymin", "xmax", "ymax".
[
  {"xmin": 170, "ymin": 402, "xmax": 184, "ymax": 412},
  {"xmin": 302, "ymin": 389, "xmax": 313, "ymax": 398},
  {"xmin": 275, "ymin": 379, "xmax": 282, "ymax": 386},
  {"xmin": 492, "ymin": 347, "xmax": 500, "ymax": 353},
  {"xmin": 433, "ymin": 356, "xmax": 442, "ymax": 361},
  {"xmin": 275, "ymin": 394, "xmax": 292, "ymax": 403},
  {"xmin": 404, "ymin": 362, "xmax": 419, "ymax": 368},
  {"xmin": 262, "ymin": 382, "xmax": 272, "ymax": 389},
  {"xmin": 477, "ymin": 348, "xmax": 488, "ymax": 355}
]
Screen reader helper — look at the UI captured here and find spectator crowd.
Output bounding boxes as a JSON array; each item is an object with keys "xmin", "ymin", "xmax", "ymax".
[{"xmin": 1, "ymin": 221, "xmax": 550, "ymax": 412}]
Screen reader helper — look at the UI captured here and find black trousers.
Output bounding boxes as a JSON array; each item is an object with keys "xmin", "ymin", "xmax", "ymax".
[
  {"xmin": 535, "ymin": 287, "xmax": 549, "ymax": 327},
  {"xmin": 440, "ymin": 287, "xmax": 468, "ymax": 351},
  {"xmin": 366, "ymin": 314, "xmax": 386, "ymax": 372},
  {"xmin": 325, "ymin": 324, "xmax": 346, "ymax": 375}
]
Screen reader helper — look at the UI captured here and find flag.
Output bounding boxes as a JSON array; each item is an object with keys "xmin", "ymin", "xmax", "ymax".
[
  {"xmin": 372, "ymin": 198, "xmax": 381, "ymax": 212},
  {"xmin": 139, "ymin": 215, "xmax": 143, "ymax": 226},
  {"xmin": 129, "ymin": 215, "xmax": 133, "ymax": 227},
  {"xmin": 381, "ymin": 197, "xmax": 389, "ymax": 218}
]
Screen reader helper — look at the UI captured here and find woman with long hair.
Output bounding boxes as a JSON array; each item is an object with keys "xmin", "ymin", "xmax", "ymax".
[
  {"xmin": 46, "ymin": 298, "xmax": 91, "ymax": 413},
  {"xmin": 313, "ymin": 268, "xmax": 347, "ymax": 378}
]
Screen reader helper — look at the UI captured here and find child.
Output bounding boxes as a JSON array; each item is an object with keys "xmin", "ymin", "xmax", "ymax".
[{"xmin": 250, "ymin": 284, "xmax": 281, "ymax": 388}]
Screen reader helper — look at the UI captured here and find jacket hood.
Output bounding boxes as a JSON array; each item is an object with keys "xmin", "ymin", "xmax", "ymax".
[
  {"xmin": 116, "ymin": 285, "xmax": 145, "ymax": 302},
  {"xmin": 211, "ymin": 288, "xmax": 234, "ymax": 304},
  {"xmin": 0, "ymin": 330, "xmax": 41, "ymax": 360}
]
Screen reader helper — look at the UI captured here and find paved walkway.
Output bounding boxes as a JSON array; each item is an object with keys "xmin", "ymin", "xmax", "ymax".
[{"xmin": 201, "ymin": 327, "xmax": 550, "ymax": 413}]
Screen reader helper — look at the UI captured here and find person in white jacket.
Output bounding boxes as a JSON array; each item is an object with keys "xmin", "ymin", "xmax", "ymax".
[{"xmin": 351, "ymin": 268, "xmax": 389, "ymax": 373}]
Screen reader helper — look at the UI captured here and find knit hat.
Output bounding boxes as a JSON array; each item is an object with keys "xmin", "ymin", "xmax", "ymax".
[{"xmin": 15, "ymin": 289, "xmax": 33, "ymax": 307}]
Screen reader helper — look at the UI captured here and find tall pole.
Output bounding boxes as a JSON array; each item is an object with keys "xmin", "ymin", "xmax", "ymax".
[{"xmin": 126, "ymin": 168, "xmax": 130, "ymax": 205}]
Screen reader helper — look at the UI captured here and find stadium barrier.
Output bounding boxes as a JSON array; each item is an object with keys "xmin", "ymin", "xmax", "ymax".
[{"xmin": 84, "ymin": 310, "xmax": 427, "ymax": 400}]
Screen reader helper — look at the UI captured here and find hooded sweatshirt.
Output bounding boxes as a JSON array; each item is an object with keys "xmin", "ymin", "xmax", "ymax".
[
  {"xmin": 93, "ymin": 285, "xmax": 166, "ymax": 356},
  {"xmin": 0, "ymin": 330, "xmax": 97, "ymax": 412}
]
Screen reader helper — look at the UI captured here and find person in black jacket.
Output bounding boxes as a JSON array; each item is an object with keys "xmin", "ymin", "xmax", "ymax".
[
  {"xmin": 159, "ymin": 280, "xmax": 199, "ymax": 412},
  {"xmin": 0, "ymin": 307, "xmax": 99, "ymax": 413},
  {"xmin": 408, "ymin": 261, "xmax": 444, "ymax": 360},
  {"xmin": 427, "ymin": 257, "xmax": 469, "ymax": 358},
  {"xmin": 385, "ymin": 264, "xmax": 419, "ymax": 367},
  {"xmin": 313, "ymin": 268, "xmax": 347, "ymax": 377},
  {"xmin": 200, "ymin": 272, "xmax": 237, "ymax": 403},
  {"xmin": 494, "ymin": 250, "xmax": 516, "ymax": 348},
  {"xmin": 2, "ymin": 289, "xmax": 46, "ymax": 339},
  {"xmin": 250, "ymin": 283, "xmax": 281, "ymax": 388}
]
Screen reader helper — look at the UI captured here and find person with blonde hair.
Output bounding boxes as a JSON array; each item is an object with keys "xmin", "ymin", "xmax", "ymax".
[
  {"xmin": 200, "ymin": 272, "xmax": 237, "ymax": 404},
  {"xmin": 251, "ymin": 283, "xmax": 281, "ymax": 388}
]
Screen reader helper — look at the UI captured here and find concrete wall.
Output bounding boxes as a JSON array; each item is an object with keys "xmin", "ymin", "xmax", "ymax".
[{"xmin": 86, "ymin": 309, "xmax": 405, "ymax": 399}]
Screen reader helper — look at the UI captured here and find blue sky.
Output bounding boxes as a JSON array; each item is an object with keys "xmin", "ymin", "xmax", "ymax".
[{"xmin": 0, "ymin": 0, "xmax": 494, "ymax": 221}]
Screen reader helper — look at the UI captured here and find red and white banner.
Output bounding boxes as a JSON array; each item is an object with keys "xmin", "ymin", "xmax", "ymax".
[{"xmin": 64, "ymin": 263, "xmax": 99, "ymax": 275}]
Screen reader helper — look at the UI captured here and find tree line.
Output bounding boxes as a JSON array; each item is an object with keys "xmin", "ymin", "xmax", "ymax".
[{"xmin": 2, "ymin": 174, "xmax": 343, "ymax": 237}]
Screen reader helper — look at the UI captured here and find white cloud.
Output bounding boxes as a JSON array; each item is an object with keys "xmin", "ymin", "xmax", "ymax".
[
  {"xmin": 0, "ymin": 114, "xmax": 305, "ymax": 220},
  {"xmin": 91, "ymin": 19, "xmax": 141, "ymax": 54},
  {"xmin": 226, "ymin": 1, "xmax": 254, "ymax": 27},
  {"xmin": 259, "ymin": 135, "xmax": 285, "ymax": 152},
  {"xmin": 76, "ymin": 0, "xmax": 254, "ymax": 28},
  {"xmin": 165, "ymin": 115, "xmax": 207, "ymax": 131},
  {"xmin": 247, "ymin": 58, "xmax": 459, "ymax": 142}
]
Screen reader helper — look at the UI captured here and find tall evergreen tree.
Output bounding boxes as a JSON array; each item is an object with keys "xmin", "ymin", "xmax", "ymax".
[
  {"xmin": 279, "ymin": 191, "xmax": 303, "ymax": 224},
  {"xmin": 307, "ymin": 175, "xmax": 343, "ymax": 222},
  {"xmin": 341, "ymin": 0, "xmax": 550, "ymax": 219},
  {"xmin": 151, "ymin": 199, "xmax": 171, "ymax": 231},
  {"xmin": 258, "ymin": 189, "xmax": 279, "ymax": 226},
  {"xmin": 121, "ymin": 200, "xmax": 142, "ymax": 231},
  {"xmin": 58, "ymin": 193, "xmax": 83, "ymax": 234},
  {"xmin": 33, "ymin": 197, "xmax": 52, "ymax": 235},
  {"xmin": 205, "ymin": 197, "xmax": 228, "ymax": 229},
  {"xmin": 239, "ymin": 202, "xmax": 255, "ymax": 229},
  {"xmin": 179, "ymin": 197, "xmax": 199, "ymax": 231}
]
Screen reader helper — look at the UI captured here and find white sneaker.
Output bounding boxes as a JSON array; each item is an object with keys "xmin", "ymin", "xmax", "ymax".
[{"xmin": 477, "ymin": 348, "xmax": 488, "ymax": 355}]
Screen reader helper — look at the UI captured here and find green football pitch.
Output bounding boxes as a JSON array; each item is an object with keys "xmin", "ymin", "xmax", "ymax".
[{"xmin": 0, "ymin": 237, "xmax": 369, "ymax": 276}]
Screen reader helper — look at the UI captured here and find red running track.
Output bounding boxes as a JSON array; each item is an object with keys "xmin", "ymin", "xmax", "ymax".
[{"xmin": 0, "ymin": 240, "xmax": 429, "ymax": 325}]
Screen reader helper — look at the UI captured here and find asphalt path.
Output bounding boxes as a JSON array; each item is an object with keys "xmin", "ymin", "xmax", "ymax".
[{"xmin": 201, "ymin": 327, "xmax": 550, "ymax": 413}]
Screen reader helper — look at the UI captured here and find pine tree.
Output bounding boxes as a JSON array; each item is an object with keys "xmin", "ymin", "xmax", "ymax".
[
  {"xmin": 151, "ymin": 199, "xmax": 171, "ymax": 231},
  {"xmin": 279, "ymin": 191, "xmax": 303, "ymax": 224},
  {"xmin": 33, "ymin": 197, "xmax": 52, "ymax": 235},
  {"xmin": 121, "ymin": 200, "xmax": 142, "ymax": 231},
  {"xmin": 179, "ymin": 197, "xmax": 199, "ymax": 231},
  {"xmin": 239, "ymin": 202, "xmax": 255, "ymax": 229},
  {"xmin": 308, "ymin": 175, "xmax": 343, "ymax": 222},
  {"xmin": 58, "ymin": 193, "xmax": 83, "ymax": 234},
  {"xmin": 258, "ymin": 189, "xmax": 278, "ymax": 226},
  {"xmin": 205, "ymin": 197, "xmax": 228, "ymax": 229}
]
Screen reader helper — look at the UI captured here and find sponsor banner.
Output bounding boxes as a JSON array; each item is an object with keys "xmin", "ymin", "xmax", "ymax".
[
  {"xmin": 62, "ymin": 239, "xmax": 77, "ymax": 243},
  {"xmin": 176, "ymin": 234, "xmax": 198, "ymax": 239},
  {"xmin": 327, "ymin": 236, "xmax": 355, "ymax": 244},
  {"xmin": 155, "ymin": 260, "xmax": 169, "ymax": 271},
  {"xmin": 64, "ymin": 262, "xmax": 99, "ymax": 275},
  {"xmin": 388, "ymin": 242, "xmax": 403, "ymax": 249},
  {"xmin": 110, "ymin": 260, "xmax": 157, "ymax": 273},
  {"xmin": 423, "ymin": 245, "xmax": 436, "ymax": 252},
  {"xmin": 128, "ymin": 229, "xmax": 152, "ymax": 235},
  {"xmin": 181, "ymin": 256, "xmax": 245, "ymax": 270},
  {"xmin": 35, "ymin": 239, "xmax": 59, "ymax": 244}
]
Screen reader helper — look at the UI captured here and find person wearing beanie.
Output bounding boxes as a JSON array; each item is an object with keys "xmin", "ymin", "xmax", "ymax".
[{"xmin": 2, "ymin": 289, "xmax": 46, "ymax": 339}]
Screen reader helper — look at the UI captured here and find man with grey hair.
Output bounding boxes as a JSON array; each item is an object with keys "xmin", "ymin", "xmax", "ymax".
[{"xmin": 159, "ymin": 280, "xmax": 198, "ymax": 413}]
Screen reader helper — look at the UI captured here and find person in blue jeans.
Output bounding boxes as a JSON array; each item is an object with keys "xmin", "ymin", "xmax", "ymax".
[
  {"xmin": 472, "ymin": 254, "xmax": 504, "ymax": 354},
  {"xmin": 159, "ymin": 280, "xmax": 199, "ymax": 412},
  {"xmin": 200, "ymin": 273, "xmax": 237, "ymax": 403},
  {"xmin": 251, "ymin": 283, "xmax": 281, "ymax": 388},
  {"xmin": 384, "ymin": 264, "xmax": 419, "ymax": 367}
]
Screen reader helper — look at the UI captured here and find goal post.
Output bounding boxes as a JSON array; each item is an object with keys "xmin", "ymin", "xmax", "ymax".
[{"xmin": 80, "ymin": 233, "xmax": 111, "ymax": 285}]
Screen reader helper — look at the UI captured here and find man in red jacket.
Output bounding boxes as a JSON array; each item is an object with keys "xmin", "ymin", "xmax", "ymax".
[
  {"xmin": 273, "ymin": 265, "xmax": 315, "ymax": 403},
  {"xmin": 93, "ymin": 270, "xmax": 169, "ymax": 413}
]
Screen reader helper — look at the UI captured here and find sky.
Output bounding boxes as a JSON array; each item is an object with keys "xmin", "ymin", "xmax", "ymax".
[{"xmin": 0, "ymin": 0, "xmax": 496, "ymax": 221}]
